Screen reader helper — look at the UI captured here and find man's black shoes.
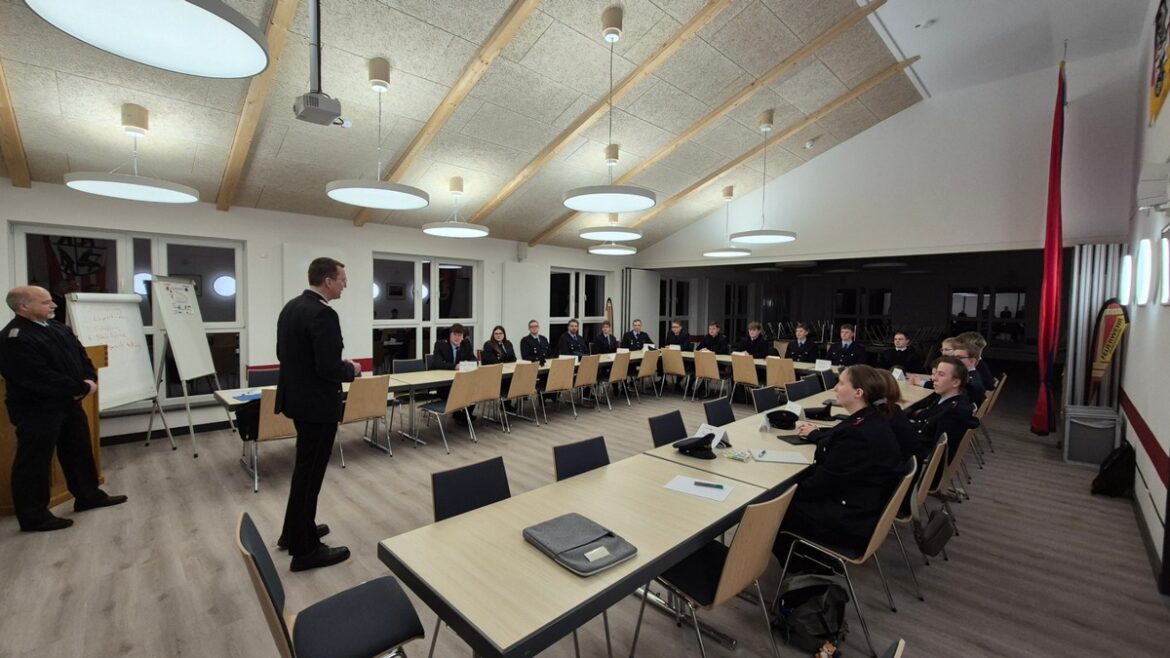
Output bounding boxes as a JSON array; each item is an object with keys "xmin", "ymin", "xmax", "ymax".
[
  {"xmin": 277, "ymin": 523, "xmax": 330, "ymax": 551},
  {"xmin": 20, "ymin": 515, "xmax": 73, "ymax": 532},
  {"xmin": 290, "ymin": 544, "xmax": 350, "ymax": 572},
  {"xmin": 74, "ymin": 493, "xmax": 128, "ymax": 512}
]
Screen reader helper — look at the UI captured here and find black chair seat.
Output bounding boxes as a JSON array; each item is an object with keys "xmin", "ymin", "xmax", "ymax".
[
  {"xmin": 659, "ymin": 540, "xmax": 729, "ymax": 608},
  {"xmin": 780, "ymin": 530, "xmax": 866, "ymax": 563},
  {"xmin": 421, "ymin": 399, "xmax": 448, "ymax": 413},
  {"xmin": 293, "ymin": 576, "xmax": 425, "ymax": 658}
]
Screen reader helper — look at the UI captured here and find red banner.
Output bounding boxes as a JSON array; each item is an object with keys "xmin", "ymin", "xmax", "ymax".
[{"xmin": 1031, "ymin": 62, "xmax": 1066, "ymax": 435}]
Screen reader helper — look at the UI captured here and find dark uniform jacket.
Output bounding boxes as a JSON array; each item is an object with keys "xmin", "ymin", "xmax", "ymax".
[
  {"xmin": 879, "ymin": 347, "xmax": 923, "ymax": 373},
  {"xmin": 592, "ymin": 333, "xmax": 618, "ymax": 354},
  {"xmin": 621, "ymin": 330, "xmax": 653, "ymax": 351},
  {"xmin": 520, "ymin": 334, "xmax": 552, "ymax": 362},
  {"xmin": 827, "ymin": 341, "xmax": 864, "ymax": 366},
  {"xmin": 975, "ymin": 360, "xmax": 996, "ymax": 390},
  {"xmin": 662, "ymin": 330, "xmax": 692, "ymax": 351},
  {"xmin": 792, "ymin": 406, "xmax": 906, "ymax": 549},
  {"xmin": 735, "ymin": 334, "xmax": 771, "ymax": 359},
  {"xmin": 0, "ymin": 316, "xmax": 96, "ymax": 426},
  {"xmin": 923, "ymin": 374, "xmax": 984, "ymax": 407},
  {"xmin": 697, "ymin": 333, "xmax": 730, "ymax": 355},
  {"xmin": 432, "ymin": 339, "xmax": 476, "ymax": 370},
  {"xmin": 275, "ymin": 290, "xmax": 356, "ymax": 423},
  {"xmin": 786, "ymin": 339, "xmax": 819, "ymax": 363},
  {"xmin": 481, "ymin": 339, "xmax": 516, "ymax": 365},
  {"xmin": 907, "ymin": 392, "xmax": 979, "ymax": 460},
  {"xmin": 557, "ymin": 331, "xmax": 588, "ymax": 357}
]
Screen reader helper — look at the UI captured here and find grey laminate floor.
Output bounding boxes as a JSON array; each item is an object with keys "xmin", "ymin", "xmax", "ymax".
[{"xmin": 1, "ymin": 386, "xmax": 1167, "ymax": 657}]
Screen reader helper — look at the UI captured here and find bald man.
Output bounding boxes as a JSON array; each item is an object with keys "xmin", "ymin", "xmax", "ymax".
[{"xmin": 0, "ymin": 286, "xmax": 126, "ymax": 532}]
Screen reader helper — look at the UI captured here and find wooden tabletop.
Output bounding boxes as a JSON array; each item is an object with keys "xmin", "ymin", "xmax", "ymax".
[{"xmin": 377, "ymin": 453, "xmax": 766, "ymax": 658}]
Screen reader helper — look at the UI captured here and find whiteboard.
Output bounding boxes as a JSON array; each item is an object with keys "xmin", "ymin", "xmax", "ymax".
[
  {"xmin": 151, "ymin": 276, "xmax": 216, "ymax": 381},
  {"xmin": 66, "ymin": 293, "xmax": 157, "ymax": 411}
]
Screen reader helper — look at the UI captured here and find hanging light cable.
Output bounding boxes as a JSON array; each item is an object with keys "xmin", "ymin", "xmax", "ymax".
[
  {"xmin": 704, "ymin": 186, "xmax": 752, "ymax": 258},
  {"xmin": 731, "ymin": 109, "xmax": 796, "ymax": 245},
  {"xmin": 579, "ymin": 213, "xmax": 642, "ymax": 241},
  {"xmin": 423, "ymin": 176, "xmax": 490, "ymax": 238}
]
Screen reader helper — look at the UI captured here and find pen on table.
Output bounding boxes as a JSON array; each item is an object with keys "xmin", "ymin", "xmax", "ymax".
[
  {"xmin": 759, "ymin": 450, "xmax": 766, "ymax": 457},
  {"xmin": 693, "ymin": 480, "xmax": 724, "ymax": 490}
]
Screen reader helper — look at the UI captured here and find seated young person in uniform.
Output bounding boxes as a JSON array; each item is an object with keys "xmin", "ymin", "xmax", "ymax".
[
  {"xmin": 907, "ymin": 356, "xmax": 979, "ymax": 462},
  {"xmin": 621, "ymin": 319, "xmax": 653, "ymax": 350},
  {"xmin": 433, "ymin": 323, "xmax": 478, "ymax": 422},
  {"xmin": 697, "ymin": 321, "xmax": 730, "ymax": 354},
  {"xmin": 661, "ymin": 320, "xmax": 692, "ymax": 351},
  {"xmin": 879, "ymin": 331, "xmax": 923, "ymax": 373},
  {"xmin": 773, "ymin": 365, "xmax": 907, "ymax": 558},
  {"xmin": 786, "ymin": 322, "xmax": 819, "ymax": 363},
  {"xmin": 481, "ymin": 325, "xmax": 516, "ymax": 365},
  {"xmin": 956, "ymin": 331, "xmax": 996, "ymax": 390},
  {"xmin": 734, "ymin": 321, "xmax": 771, "ymax": 359},
  {"xmin": 592, "ymin": 320, "xmax": 618, "ymax": 354},
  {"xmin": 826, "ymin": 323, "xmax": 864, "ymax": 366},
  {"xmin": 556, "ymin": 318, "xmax": 588, "ymax": 357},
  {"xmin": 520, "ymin": 319, "xmax": 552, "ymax": 363}
]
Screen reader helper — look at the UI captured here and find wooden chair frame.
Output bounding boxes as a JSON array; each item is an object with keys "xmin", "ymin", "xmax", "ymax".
[
  {"xmin": 502, "ymin": 362, "xmax": 541, "ymax": 432},
  {"xmin": 690, "ymin": 350, "xmax": 725, "ymax": 401},
  {"xmin": 630, "ymin": 350, "xmax": 661, "ymax": 401},
  {"xmin": 541, "ymin": 357, "xmax": 577, "ymax": 422},
  {"xmin": 336, "ymin": 375, "xmax": 394, "ymax": 468},
  {"xmin": 422, "ymin": 370, "xmax": 479, "ymax": 454},
  {"xmin": 659, "ymin": 348, "xmax": 690, "ymax": 397},
  {"xmin": 729, "ymin": 352, "xmax": 761, "ymax": 403},
  {"xmin": 765, "ymin": 356, "xmax": 797, "ymax": 389},
  {"xmin": 601, "ymin": 352, "xmax": 633, "ymax": 409},
  {"xmin": 240, "ymin": 388, "xmax": 297, "ymax": 493}
]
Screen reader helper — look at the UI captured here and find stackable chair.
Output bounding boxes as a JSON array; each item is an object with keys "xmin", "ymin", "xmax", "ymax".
[
  {"xmin": 336, "ymin": 375, "xmax": 393, "ymax": 466},
  {"xmin": 540, "ymin": 357, "xmax": 577, "ymax": 422},
  {"xmin": 765, "ymin": 356, "xmax": 797, "ymax": 391},
  {"xmin": 501, "ymin": 361, "xmax": 541, "ymax": 431},
  {"xmin": 690, "ymin": 350, "xmax": 726, "ymax": 401},
  {"xmin": 659, "ymin": 348, "xmax": 690, "ymax": 396},
  {"xmin": 703, "ymin": 396, "xmax": 735, "ymax": 427},
  {"xmin": 419, "ymin": 369, "xmax": 478, "ymax": 454},
  {"xmin": 648, "ymin": 410, "xmax": 688, "ymax": 448},
  {"xmin": 894, "ymin": 436, "xmax": 949, "ymax": 570},
  {"xmin": 630, "ymin": 350, "xmax": 661, "ymax": 400},
  {"xmin": 729, "ymin": 352, "xmax": 762, "ymax": 403},
  {"xmin": 601, "ymin": 351, "xmax": 633, "ymax": 409},
  {"xmin": 820, "ymin": 368, "xmax": 839, "ymax": 391},
  {"xmin": 240, "ymin": 388, "xmax": 297, "ymax": 493},
  {"xmin": 783, "ymin": 375, "xmax": 821, "ymax": 403},
  {"xmin": 572, "ymin": 355, "xmax": 602, "ymax": 415},
  {"xmin": 750, "ymin": 386, "xmax": 782, "ymax": 414}
]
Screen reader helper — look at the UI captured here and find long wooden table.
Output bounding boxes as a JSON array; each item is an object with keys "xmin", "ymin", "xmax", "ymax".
[{"xmin": 378, "ymin": 454, "xmax": 773, "ymax": 658}]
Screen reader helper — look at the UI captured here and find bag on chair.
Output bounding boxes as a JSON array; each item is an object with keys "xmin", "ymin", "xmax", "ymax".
[
  {"xmin": 772, "ymin": 573, "xmax": 849, "ymax": 651},
  {"xmin": 235, "ymin": 399, "xmax": 261, "ymax": 442},
  {"xmin": 910, "ymin": 477, "xmax": 955, "ymax": 557}
]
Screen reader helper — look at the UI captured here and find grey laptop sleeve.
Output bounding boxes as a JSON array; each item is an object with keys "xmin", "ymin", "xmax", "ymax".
[{"xmin": 523, "ymin": 512, "xmax": 637, "ymax": 576}]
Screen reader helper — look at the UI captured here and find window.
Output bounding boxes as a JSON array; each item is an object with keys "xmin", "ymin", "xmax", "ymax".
[
  {"xmin": 658, "ymin": 278, "xmax": 693, "ymax": 342},
  {"xmin": 166, "ymin": 243, "xmax": 237, "ymax": 322},
  {"xmin": 549, "ymin": 269, "xmax": 610, "ymax": 345},
  {"xmin": 372, "ymin": 255, "xmax": 478, "ymax": 372}
]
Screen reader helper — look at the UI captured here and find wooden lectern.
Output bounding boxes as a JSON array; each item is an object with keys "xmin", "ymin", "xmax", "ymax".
[{"xmin": 0, "ymin": 344, "xmax": 107, "ymax": 515}]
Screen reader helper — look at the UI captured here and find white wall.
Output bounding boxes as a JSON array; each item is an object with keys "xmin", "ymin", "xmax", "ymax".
[
  {"xmin": 0, "ymin": 182, "xmax": 629, "ymax": 434},
  {"xmin": 635, "ymin": 46, "xmax": 1140, "ymax": 269}
]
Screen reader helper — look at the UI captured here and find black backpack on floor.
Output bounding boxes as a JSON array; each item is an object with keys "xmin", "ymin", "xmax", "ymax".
[
  {"xmin": 773, "ymin": 573, "xmax": 849, "ymax": 651},
  {"xmin": 1092, "ymin": 441, "xmax": 1135, "ymax": 497}
]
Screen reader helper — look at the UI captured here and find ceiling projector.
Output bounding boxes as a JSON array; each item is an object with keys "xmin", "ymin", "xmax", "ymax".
[{"xmin": 293, "ymin": 92, "xmax": 341, "ymax": 126}]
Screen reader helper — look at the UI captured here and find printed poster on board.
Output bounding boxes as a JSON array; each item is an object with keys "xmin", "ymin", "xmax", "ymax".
[{"xmin": 1151, "ymin": 0, "xmax": 1170, "ymax": 125}]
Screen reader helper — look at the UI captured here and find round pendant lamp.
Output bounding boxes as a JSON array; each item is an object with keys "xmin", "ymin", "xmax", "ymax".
[
  {"xmin": 579, "ymin": 213, "xmax": 642, "ymax": 242},
  {"xmin": 730, "ymin": 109, "xmax": 796, "ymax": 245},
  {"xmin": 703, "ymin": 186, "xmax": 752, "ymax": 258},
  {"xmin": 422, "ymin": 176, "xmax": 490, "ymax": 238}
]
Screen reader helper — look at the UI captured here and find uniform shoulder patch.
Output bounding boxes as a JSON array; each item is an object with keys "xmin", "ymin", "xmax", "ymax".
[{"xmin": 7, "ymin": 328, "xmax": 18, "ymax": 338}]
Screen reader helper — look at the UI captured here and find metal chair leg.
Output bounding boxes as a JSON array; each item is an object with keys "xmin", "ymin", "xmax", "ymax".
[
  {"xmin": 891, "ymin": 525, "xmax": 924, "ymax": 601},
  {"xmin": 628, "ymin": 582, "xmax": 651, "ymax": 657},
  {"xmin": 688, "ymin": 603, "xmax": 707, "ymax": 658},
  {"xmin": 755, "ymin": 580, "xmax": 781, "ymax": 658},
  {"xmin": 464, "ymin": 408, "xmax": 477, "ymax": 442},
  {"xmin": 981, "ymin": 423, "xmax": 996, "ymax": 452},
  {"xmin": 572, "ymin": 630, "xmax": 580, "ymax": 658},
  {"xmin": 873, "ymin": 553, "xmax": 897, "ymax": 612},
  {"xmin": 602, "ymin": 610, "xmax": 613, "ymax": 658},
  {"xmin": 435, "ymin": 414, "xmax": 451, "ymax": 454},
  {"xmin": 842, "ymin": 563, "xmax": 879, "ymax": 658},
  {"xmin": 336, "ymin": 434, "xmax": 346, "ymax": 468},
  {"xmin": 427, "ymin": 617, "xmax": 442, "ymax": 658},
  {"xmin": 772, "ymin": 540, "xmax": 797, "ymax": 608}
]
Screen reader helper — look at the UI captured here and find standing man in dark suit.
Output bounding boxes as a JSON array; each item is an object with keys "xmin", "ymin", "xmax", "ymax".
[
  {"xmin": 697, "ymin": 321, "xmax": 730, "ymax": 354},
  {"xmin": 0, "ymin": 286, "xmax": 127, "ymax": 532},
  {"xmin": 786, "ymin": 322, "xmax": 819, "ymax": 363},
  {"xmin": 520, "ymin": 319, "xmax": 552, "ymax": 363},
  {"xmin": 661, "ymin": 319, "xmax": 692, "ymax": 351},
  {"xmin": 275, "ymin": 257, "xmax": 359, "ymax": 572},
  {"xmin": 621, "ymin": 319, "xmax": 653, "ymax": 350},
  {"xmin": 827, "ymin": 323, "xmax": 864, "ymax": 366},
  {"xmin": 879, "ymin": 331, "xmax": 923, "ymax": 373},
  {"xmin": 556, "ymin": 318, "xmax": 588, "ymax": 357},
  {"xmin": 592, "ymin": 321, "xmax": 618, "ymax": 354}
]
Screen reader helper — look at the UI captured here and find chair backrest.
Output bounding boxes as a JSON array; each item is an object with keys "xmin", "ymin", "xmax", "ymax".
[
  {"xmin": 914, "ymin": 436, "xmax": 948, "ymax": 509},
  {"xmin": 473, "ymin": 364, "xmax": 504, "ymax": 404},
  {"xmin": 341, "ymin": 375, "xmax": 391, "ymax": 424},
  {"xmin": 711, "ymin": 484, "xmax": 796, "ymax": 606},
  {"xmin": 574, "ymin": 354, "xmax": 600, "ymax": 387},
  {"xmin": 661, "ymin": 348, "xmax": 686, "ymax": 377},
  {"xmin": 425, "ymin": 354, "xmax": 443, "ymax": 370},
  {"xmin": 730, "ymin": 352, "xmax": 759, "ymax": 386},
  {"xmin": 750, "ymin": 386, "xmax": 782, "ymax": 414},
  {"xmin": 258, "ymin": 388, "xmax": 297, "ymax": 441},
  {"xmin": 703, "ymin": 396, "xmax": 736, "ymax": 427},
  {"xmin": 773, "ymin": 340, "xmax": 789, "ymax": 358},
  {"xmin": 820, "ymin": 368, "xmax": 839, "ymax": 391},
  {"xmin": 986, "ymin": 371, "xmax": 1008, "ymax": 415},
  {"xmin": 431, "ymin": 456, "xmax": 511, "ymax": 522},
  {"xmin": 765, "ymin": 357, "xmax": 797, "ymax": 387},
  {"xmin": 694, "ymin": 350, "xmax": 720, "ymax": 381},
  {"xmin": 552, "ymin": 436, "xmax": 610, "ymax": 481},
  {"xmin": 247, "ymin": 368, "xmax": 280, "ymax": 387},
  {"xmin": 544, "ymin": 357, "xmax": 576, "ymax": 393},
  {"xmin": 784, "ymin": 376, "xmax": 820, "ymax": 402},
  {"xmin": 443, "ymin": 370, "xmax": 480, "ymax": 414},
  {"xmin": 935, "ymin": 429, "xmax": 976, "ymax": 493},
  {"xmin": 857, "ymin": 457, "xmax": 917, "ymax": 562},
  {"xmin": 804, "ymin": 373, "xmax": 825, "ymax": 392},
  {"xmin": 648, "ymin": 410, "xmax": 688, "ymax": 447},
  {"xmin": 505, "ymin": 362, "xmax": 539, "ymax": 400},
  {"xmin": 635, "ymin": 349, "xmax": 660, "ymax": 379},
  {"xmin": 235, "ymin": 513, "xmax": 293, "ymax": 658},
  {"xmin": 606, "ymin": 351, "xmax": 632, "ymax": 382},
  {"xmin": 393, "ymin": 358, "xmax": 426, "ymax": 374}
]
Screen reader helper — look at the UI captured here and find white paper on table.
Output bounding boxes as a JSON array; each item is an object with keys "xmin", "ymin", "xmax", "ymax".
[
  {"xmin": 695, "ymin": 422, "xmax": 730, "ymax": 448},
  {"xmin": 758, "ymin": 415, "xmax": 771, "ymax": 432},
  {"xmin": 664, "ymin": 475, "xmax": 733, "ymax": 502},
  {"xmin": 814, "ymin": 359, "xmax": 833, "ymax": 371},
  {"xmin": 892, "ymin": 367, "xmax": 905, "ymax": 381},
  {"xmin": 457, "ymin": 362, "xmax": 478, "ymax": 372},
  {"xmin": 732, "ymin": 350, "xmax": 748, "ymax": 356},
  {"xmin": 752, "ymin": 449, "xmax": 811, "ymax": 464},
  {"xmin": 666, "ymin": 344, "xmax": 681, "ymax": 350},
  {"xmin": 783, "ymin": 401, "xmax": 803, "ymax": 418},
  {"xmin": 616, "ymin": 348, "xmax": 630, "ymax": 353},
  {"xmin": 516, "ymin": 359, "xmax": 531, "ymax": 364},
  {"xmin": 644, "ymin": 344, "xmax": 656, "ymax": 350}
]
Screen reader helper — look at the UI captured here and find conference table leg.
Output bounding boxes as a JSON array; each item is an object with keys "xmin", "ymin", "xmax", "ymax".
[
  {"xmin": 397, "ymin": 384, "xmax": 427, "ymax": 447},
  {"xmin": 632, "ymin": 586, "xmax": 738, "ymax": 649}
]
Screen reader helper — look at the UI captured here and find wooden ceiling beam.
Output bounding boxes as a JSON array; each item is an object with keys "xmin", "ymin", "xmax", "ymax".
[
  {"xmin": 0, "ymin": 57, "xmax": 32, "ymax": 188},
  {"xmin": 353, "ymin": 0, "xmax": 542, "ymax": 227},
  {"xmin": 527, "ymin": 0, "xmax": 887, "ymax": 246},
  {"xmin": 466, "ymin": 0, "xmax": 734, "ymax": 226},
  {"xmin": 628, "ymin": 56, "xmax": 920, "ymax": 229},
  {"xmin": 215, "ymin": 0, "xmax": 298, "ymax": 211}
]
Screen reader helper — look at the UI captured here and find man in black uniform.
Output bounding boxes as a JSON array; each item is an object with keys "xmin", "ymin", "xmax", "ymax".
[
  {"xmin": 826, "ymin": 323, "xmax": 864, "ymax": 366},
  {"xmin": 0, "ymin": 286, "xmax": 127, "ymax": 532},
  {"xmin": 907, "ymin": 356, "xmax": 978, "ymax": 461},
  {"xmin": 520, "ymin": 320, "xmax": 552, "ymax": 363},
  {"xmin": 786, "ymin": 322, "xmax": 819, "ymax": 363},
  {"xmin": 556, "ymin": 319, "xmax": 588, "ymax": 357},
  {"xmin": 592, "ymin": 321, "xmax": 618, "ymax": 354},
  {"xmin": 661, "ymin": 320, "xmax": 692, "ymax": 351},
  {"xmin": 432, "ymin": 323, "xmax": 476, "ymax": 369},
  {"xmin": 697, "ymin": 321, "xmax": 730, "ymax": 354},
  {"xmin": 879, "ymin": 331, "xmax": 923, "ymax": 373},
  {"xmin": 275, "ymin": 257, "xmax": 359, "ymax": 571},
  {"xmin": 621, "ymin": 319, "xmax": 653, "ymax": 350},
  {"xmin": 735, "ymin": 321, "xmax": 771, "ymax": 359}
]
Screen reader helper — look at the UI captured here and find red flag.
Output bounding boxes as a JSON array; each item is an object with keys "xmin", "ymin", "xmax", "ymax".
[{"xmin": 1031, "ymin": 61, "xmax": 1066, "ymax": 434}]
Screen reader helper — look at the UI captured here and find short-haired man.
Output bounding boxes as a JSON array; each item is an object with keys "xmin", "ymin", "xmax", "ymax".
[
  {"xmin": 592, "ymin": 321, "xmax": 618, "ymax": 354},
  {"xmin": 826, "ymin": 323, "xmax": 863, "ymax": 366},
  {"xmin": 0, "ymin": 286, "xmax": 128, "ymax": 532},
  {"xmin": 556, "ymin": 318, "xmax": 588, "ymax": 357},
  {"xmin": 697, "ymin": 321, "xmax": 729, "ymax": 354},
  {"xmin": 275, "ymin": 257, "xmax": 360, "ymax": 570},
  {"xmin": 520, "ymin": 320, "xmax": 552, "ymax": 363},
  {"xmin": 735, "ymin": 321, "xmax": 771, "ymax": 359},
  {"xmin": 948, "ymin": 341, "xmax": 987, "ymax": 408},
  {"xmin": 956, "ymin": 331, "xmax": 996, "ymax": 390},
  {"xmin": 879, "ymin": 331, "xmax": 923, "ymax": 373},
  {"xmin": 786, "ymin": 322, "xmax": 819, "ymax": 363},
  {"xmin": 907, "ymin": 356, "xmax": 979, "ymax": 462},
  {"xmin": 662, "ymin": 320, "xmax": 692, "ymax": 351},
  {"xmin": 621, "ymin": 319, "xmax": 653, "ymax": 351},
  {"xmin": 433, "ymin": 323, "xmax": 476, "ymax": 370}
]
